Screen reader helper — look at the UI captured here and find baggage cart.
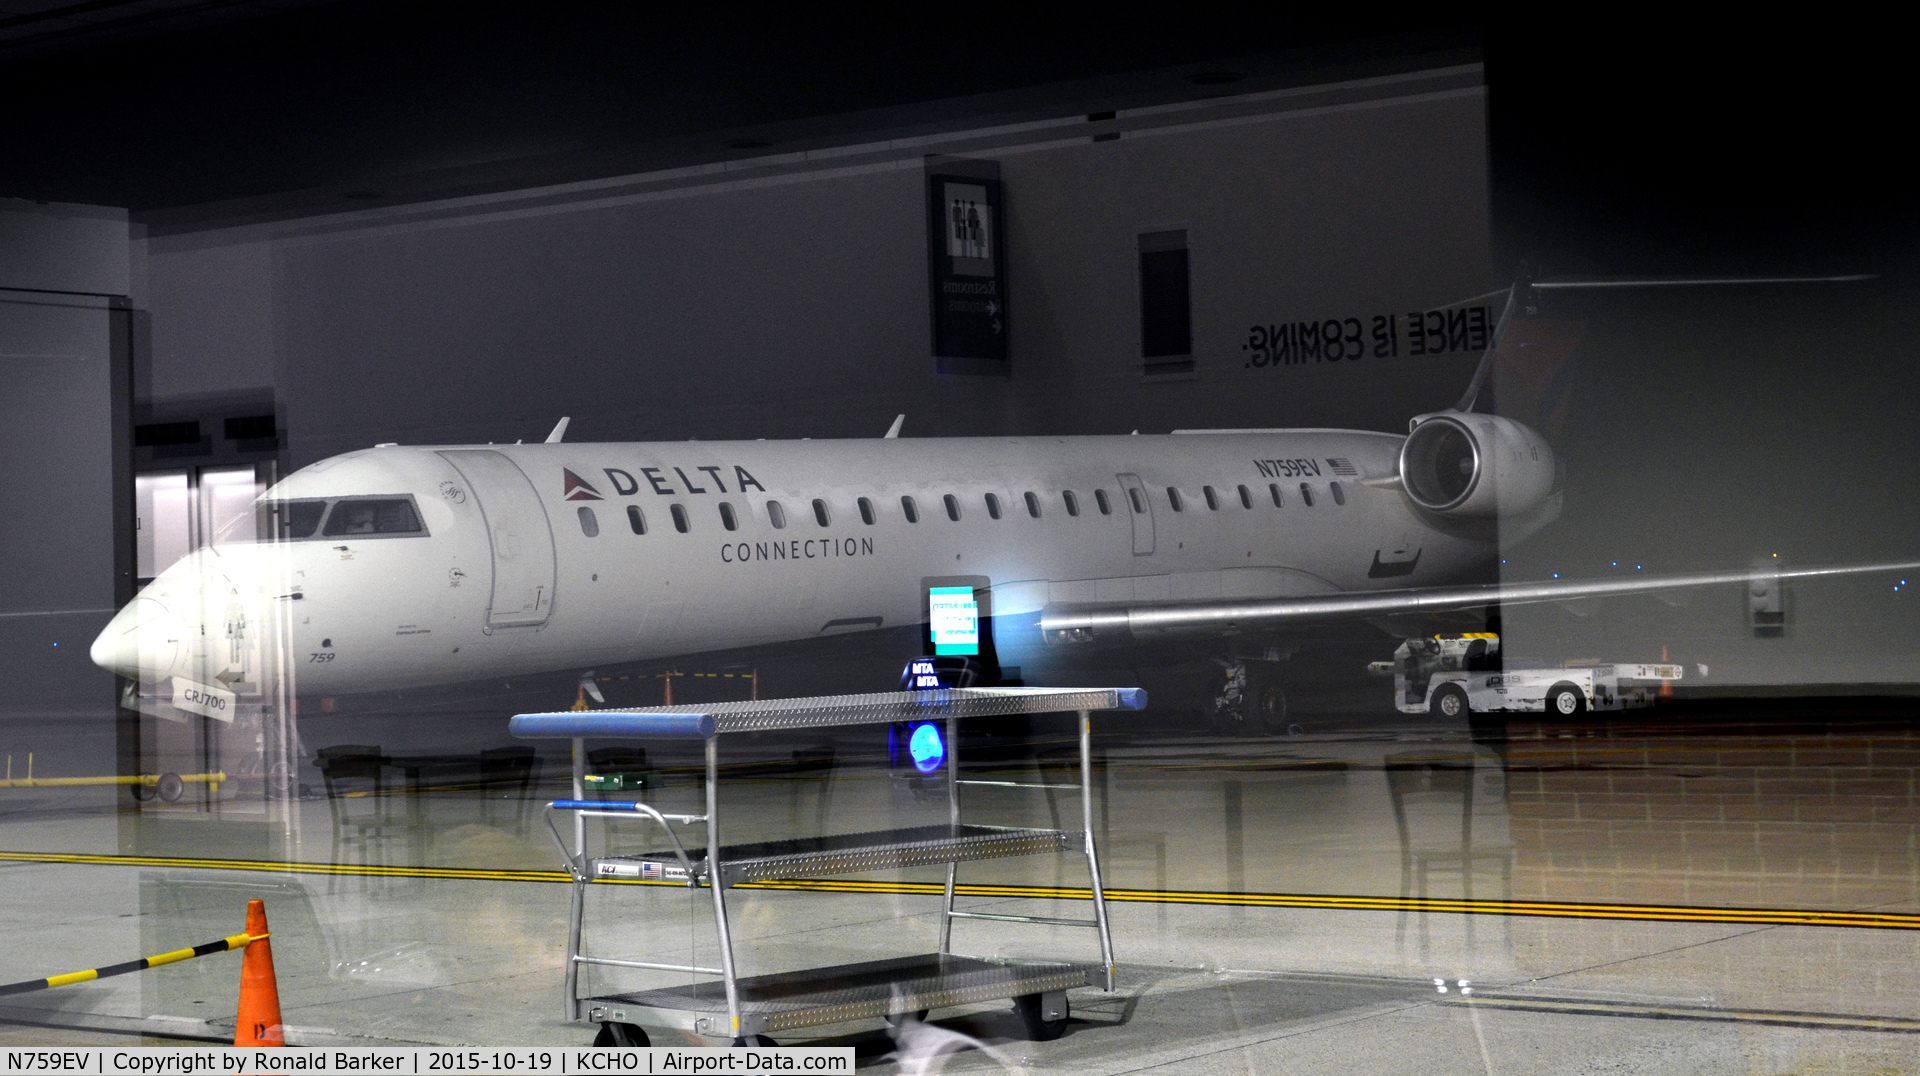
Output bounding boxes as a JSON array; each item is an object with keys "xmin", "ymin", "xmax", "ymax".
[{"xmin": 510, "ymin": 684, "xmax": 1145, "ymax": 1046}]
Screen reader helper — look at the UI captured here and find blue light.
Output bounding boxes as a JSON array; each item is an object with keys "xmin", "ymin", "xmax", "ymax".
[
  {"xmin": 908, "ymin": 723, "xmax": 945, "ymax": 774},
  {"xmin": 1612, "ymin": 561, "xmax": 1618, "ymax": 567}
]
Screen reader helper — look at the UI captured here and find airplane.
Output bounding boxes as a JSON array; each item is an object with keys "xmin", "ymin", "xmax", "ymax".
[{"xmin": 91, "ymin": 272, "xmax": 1917, "ymax": 722}]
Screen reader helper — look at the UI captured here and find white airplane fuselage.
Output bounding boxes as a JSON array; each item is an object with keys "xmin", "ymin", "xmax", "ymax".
[{"xmin": 95, "ymin": 429, "xmax": 1530, "ymax": 697}]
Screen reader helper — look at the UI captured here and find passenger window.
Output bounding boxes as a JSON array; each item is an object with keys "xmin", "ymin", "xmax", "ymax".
[
  {"xmin": 1269, "ymin": 483, "xmax": 1283, "ymax": 507},
  {"xmin": 1096, "ymin": 489, "xmax": 1113, "ymax": 515},
  {"xmin": 944, "ymin": 493, "xmax": 961, "ymax": 521},
  {"xmin": 1024, "ymin": 491, "xmax": 1041, "ymax": 518},
  {"xmin": 577, "ymin": 506, "xmax": 599, "ymax": 537},
  {"xmin": 265, "ymin": 499, "xmax": 327, "ymax": 540},
  {"xmin": 767, "ymin": 500, "xmax": 787, "ymax": 529},
  {"xmin": 1203, "ymin": 485, "xmax": 1219, "ymax": 511},
  {"xmin": 901, "ymin": 495, "xmax": 919, "ymax": 523},
  {"xmin": 1063, "ymin": 490, "xmax": 1080, "ymax": 517},
  {"xmin": 1127, "ymin": 487, "xmax": 1145, "ymax": 514},
  {"xmin": 985, "ymin": 492, "xmax": 1002, "ymax": 519},
  {"xmin": 671, "ymin": 503, "xmax": 690, "ymax": 532},
  {"xmin": 1166, "ymin": 487, "xmax": 1183, "ymax": 512},
  {"xmin": 812, "ymin": 498, "xmax": 831, "ymax": 526},
  {"xmin": 1237, "ymin": 484, "xmax": 1253, "ymax": 509},
  {"xmin": 719, "ymin": 502, "xmax": 739, "ymax": 530},
  {"xmin": 322, "ymin": 498, "xmax": 424, "ymax": 537},
  {"xmin": 626, "ymin": 505, "xmax": 646, "ymax": 535},
  {"xmin": 857, "ymin": 497, "xmax": 876, "ymax": 525},
  {"xmin": 1330, "ymin": 481, "xmax": 1346, "ymax": 506},
  {"xmin": 1299, "ymin": 483, "xmax": 1314, "ymax": 507}
]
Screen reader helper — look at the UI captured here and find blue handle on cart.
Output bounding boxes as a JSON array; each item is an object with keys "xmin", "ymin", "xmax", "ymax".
[
  {"xmin": 510, "ymin": 711, "xmax": 716, "ymax": 739},
  {"xmin": 551, "ymin": 800, "xmax": 645, "ymax": 811}
]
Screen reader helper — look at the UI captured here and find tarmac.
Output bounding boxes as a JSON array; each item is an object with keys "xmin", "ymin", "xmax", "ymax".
[{"xmin": 3, "ymin": 701, "xmax": 1918, "ymax": 1073}]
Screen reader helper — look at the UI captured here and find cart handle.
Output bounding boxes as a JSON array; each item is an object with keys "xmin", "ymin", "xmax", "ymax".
[{"xmin": 542, "ymin": 801, "xmax": 703, "ymax": 885}]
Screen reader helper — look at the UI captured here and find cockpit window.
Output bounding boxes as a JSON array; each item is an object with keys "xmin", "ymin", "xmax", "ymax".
[
  {"xmin": 252, "ymin": 499, "xmax": 327, "ymax": 541},
  {"xmin": 322, "ymin": 498, "xmax": 425, "ymax": 537}
]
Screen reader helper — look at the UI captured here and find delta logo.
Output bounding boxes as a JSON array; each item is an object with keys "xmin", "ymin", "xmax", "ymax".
[{"xmin": 562, "ymin": 469, "xmax": 603, "ymax": 501}]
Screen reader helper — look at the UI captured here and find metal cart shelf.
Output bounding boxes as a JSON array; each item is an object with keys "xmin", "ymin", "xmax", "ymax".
[{"xmin": 510, "ymin": 684, "xmax": 1146, "ymax": 1045}]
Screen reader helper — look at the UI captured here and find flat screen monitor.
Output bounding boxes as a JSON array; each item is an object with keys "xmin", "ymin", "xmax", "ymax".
[{"xmin": 927, "ymin": 585, "xmax": 980, "ymax": 656}]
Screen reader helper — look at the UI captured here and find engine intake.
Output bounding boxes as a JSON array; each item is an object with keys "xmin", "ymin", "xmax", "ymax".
[{"xmin": 1399, "ymin": 412, "xmax": 1555, "ymax": 517}]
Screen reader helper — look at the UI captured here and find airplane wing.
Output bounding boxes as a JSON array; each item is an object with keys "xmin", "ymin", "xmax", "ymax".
[{"xmin": 1037, "ymin": 559, "xmax": 1920, "ymax": 644}]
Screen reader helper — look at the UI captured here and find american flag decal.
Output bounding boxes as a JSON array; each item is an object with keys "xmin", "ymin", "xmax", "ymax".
[{"xmin": 1327, "ymin": 458, "xmax": 1359, "ymax": 476}]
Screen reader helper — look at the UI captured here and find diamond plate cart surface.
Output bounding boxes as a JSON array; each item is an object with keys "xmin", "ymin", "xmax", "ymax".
[{"xmin": 511, "ymin": 685, "xmax": 1145, "ymax": 1045}]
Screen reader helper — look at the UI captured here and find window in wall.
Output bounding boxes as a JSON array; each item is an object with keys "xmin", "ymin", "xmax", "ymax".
[
  {"xmin": 812, "ymin": 498, "xmax": 831, "ymax": 526},
  {"xmin": 1096, "ymin": 489, "xmax": 1114, "ymax": 515},
  {"xmin": 1203, "ymin": 485, "xmax": 1219, "ymax": 510},
  {"xmin": 1330, "ymin": 481, "xmax": 1346, "ymax": 506},
  {"xmin": 1166, "ymin": 487, "xmax": 1184, "ymax": 512},
  {"xmin": 1299, "ymin": 484, "xmax": 1314, "ymax": 507},
  {"xmin": 719, "ymin": 502, "xmax": 739, "ymax": 530},
  {"xmin": 1237, "ymin": 484, "xmax": 1253, "ymax": 509},
  {"xmin": 1024, "ymin": 491, "xmax": 1041, "ymax": 518},
  {"xmin": 944, "ymin": 494, "xmax": 961, "ymax": 521},
  {"xmin": 1269, "ymin": 483, "xmax": 1283, "ymax": 507},
  {"xmin": 1138, "ymin": 229, "xmax": 1192, "ymax": 376},
  {"xmin": 577, "ymin": 506, "xmax": 599, "ymax": 537},
  {"xmin": 901, "ymin": 495, "xmax": 919, "ymax": 523},
  {"xmin": 985, "ymin": 493, "xmax": 1002, "ymax": 519},
  {"xmin": 671, "ymin": 503, "xmax": 691, "ymax": 532},
  {"xmin": 627, "ymin": 505, "xmax": 646, "ymax": 534},
  {"xmin": 767, "ymin": 500, "xmax": 787, "ymax": 529},
  {"xmin": 858, "ymin": 497, "xmax": 876, "ymax": 525},
  {"xmin": 1063, "ymin": 490, "xmax": 1080, "ymax": 516}
]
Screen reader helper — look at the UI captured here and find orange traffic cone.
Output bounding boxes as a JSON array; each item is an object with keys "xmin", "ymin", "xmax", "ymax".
[
  {"xmin": 234, "ymin": 899, "xmax": 284, "ymax": 1047},
  {"xmin": 1659, "ymin": 645, "xmax": 1674, "ymax": 701}
]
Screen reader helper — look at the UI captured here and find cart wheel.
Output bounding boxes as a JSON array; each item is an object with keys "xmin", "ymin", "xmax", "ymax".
[
  {"xmin": 731, "ymin": 1035, "xmax": 778, "ymax": 1046},
  {"xmin": 156, "ymin": 773, "xmax": 186, "ymax": 802},
  {"xmin": 1431, "ymin": 684, "xmax": 1469, "ymax": 719},
  {"xmin": 130, "ymin": 779, "xmax": 157, "ymax": 802},
  {"xmin": 885, "ymin": 1009, "xmax": 929, "ymax": 1027},
  {"xmin": 1013, "ymin": 993, "xmax": 1068, "ymax": 1040},
  {"xmin": 1547, "ymin": 684, "xmax": 1587, "ymax": 718},
  {"xmin": 592, "ymin": 1022, "xmax": 650, "ymax": 1047}
]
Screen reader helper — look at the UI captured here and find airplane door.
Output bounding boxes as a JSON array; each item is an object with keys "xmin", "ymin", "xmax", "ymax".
[
  {"xmin": 1116, "ymin": 472, "xmax": 1154, "ymax": 556},
  {"xmin": 438, "ymin": 450, "xmax": 556, "ymax": 629}
]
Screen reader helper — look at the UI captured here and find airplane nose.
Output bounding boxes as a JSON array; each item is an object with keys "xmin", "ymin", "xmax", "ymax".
[{"xmin": 90, "ymin": 596, "xmax": 185, "ymax": 680}]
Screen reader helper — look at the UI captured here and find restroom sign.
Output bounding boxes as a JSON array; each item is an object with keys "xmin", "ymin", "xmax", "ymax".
[{"xmin": 927, "ymin": 160, "xmax": 1008, "ymax": 374}]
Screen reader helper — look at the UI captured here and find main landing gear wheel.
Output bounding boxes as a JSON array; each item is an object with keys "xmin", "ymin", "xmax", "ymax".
[
  {"xmin": 592, "ymin": 1022, "xmax": 650, "ymax": 1047},
  {"xmin": 156, "ymin": 772, "xmax": 185, "ymax": 802},
  {"xmin": 1548, "ymin": 684, "xmax": 1587, "ymax": 718},
  {"xmin": 731, "ymin": 1035, "xmax": 778, "ymax": 1046},
  {"xmin": 1430, "ymin": 684, "xmax": 1470, "ymax": 719},
  {"xmin": 1013, "ymin": 993, "xmax": 1068, "ymax": 1041}
]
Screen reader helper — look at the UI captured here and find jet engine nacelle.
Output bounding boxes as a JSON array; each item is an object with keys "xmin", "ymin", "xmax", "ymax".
[{"xmin": 1399, "ymin": 412, "xmax": 1555, "ymax": 517}]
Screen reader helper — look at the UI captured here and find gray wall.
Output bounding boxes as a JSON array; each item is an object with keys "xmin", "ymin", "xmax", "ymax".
[
  {"xmin": 138, "ymin": 76, "xmax": 1495, "ymax": 467},
  {"xmin": 0, "ymin": 200, "xmax": 127, "ymax": 721}
]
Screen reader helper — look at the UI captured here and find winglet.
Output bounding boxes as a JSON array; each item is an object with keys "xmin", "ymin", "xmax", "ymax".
[
  {"xmin": 884, "ymin": 414, "xmax": 905, "ymax": 439},
  {"xmin": 545, "ymin": 417, "xmax": 571, "ymax": 444}
]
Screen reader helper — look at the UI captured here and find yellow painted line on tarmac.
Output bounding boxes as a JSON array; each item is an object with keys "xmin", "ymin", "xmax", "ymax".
[
  {"xmin": 1449, "ymin": 994, "xmax": 1920, "ymax": 1034},
  {"xmin": 5, "ymin": 850, "xmax": 1918, "ymax": 930}
]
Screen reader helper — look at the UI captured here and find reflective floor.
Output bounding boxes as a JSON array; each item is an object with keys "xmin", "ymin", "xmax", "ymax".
[{"xmin": 3, "ymin": 701, "xmax": 1918, "ymax": 1072}]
